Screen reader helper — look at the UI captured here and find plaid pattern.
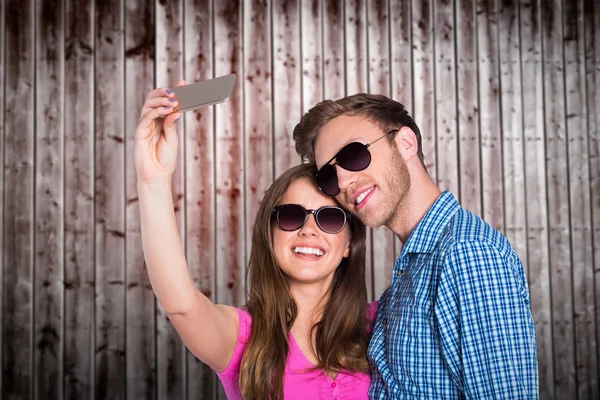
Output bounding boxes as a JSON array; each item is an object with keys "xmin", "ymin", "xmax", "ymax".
[{"xmin": 368, "ymin": 191, "xmax": 538, "ymax": 399}]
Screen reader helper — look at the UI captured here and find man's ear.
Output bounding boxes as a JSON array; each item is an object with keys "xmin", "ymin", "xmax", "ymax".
[{"xmin": 394, "ymin": 126, "xmax": 419, "ymax": 162}]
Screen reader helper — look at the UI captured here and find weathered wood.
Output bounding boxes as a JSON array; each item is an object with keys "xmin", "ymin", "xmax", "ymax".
[
  {"xmin": 301, "ymin": 0, "xmax": 323, "ymax": 112},
  {"xmin": 456, "ymin": 0, "xmax": 482, "ymax": 216},
  {"xmin": 477, "ymin": 0, "xmax": 503, "ymax": 232},
  {"xmin": 34, "ymin": 0, "xmax": 64, "ymax": 398},
  {"xmin": 344, "ymin": 0, "xmax": 372, "ymax": 300},
  {"xmin": 3, "ymin": 1, "xmax": 35, "ymax": 399},
  {"xmin": 367, "ymin": 0, "xmax": 395, "ymax": 299},
  {"xmin": 0, "ymin": 0, "xmax": 6, "ymax": 395},
  {"xmin": 63, "ymin": 0, "xmax": 95, "ymax": 398},
  {"xmin": 412, "ymin": 0, "xmax": 436, "ymax": 182},
  {"xmin": 542, "ymin": 0, "xmax": 577, "ymax": 397},
  {"xmin": 94, "ymin": 0, "xmax": 126, "ymax": 398},
  {"xmin": 564, "ymin": 0, "xmax": 598, "ymax": 398},
  {"xmin": 125, "ymin": 1, "xmax": 156, "ymax": 399},
  {"xmin": 244, "ymin": 0, "xmax": 273, "ymax": 277},
  {"xmin": 584, "ymin": 0, "xmax": 600, "ymax": 396},
  {"xmin": 273, "ymin": 0, "xmax": 301, "ymax": 176},
  {"xmin": 214, "ymin": 2, "xmax": 245, "ymax": 398},
  {"xmin": 434, "ymin": 0, "xmax": 459, "ymax": 196},
  {"xmin": 519, "ymin": 0, "xmax": 554, "ymax": 397},
  {"xmin": 183, "ymin": 1, "xmax": 217, "ymax": 398},
  {"xmin": 155, "ymin": 0, "xmax": 187, "ymax": 398},
  {"xmin": 498, "ymin": 0, "xmax": 527, "ymax": 271},
  {"xmin": 323, "ymin": 0, "xmax": 344, "ymax": 99}
]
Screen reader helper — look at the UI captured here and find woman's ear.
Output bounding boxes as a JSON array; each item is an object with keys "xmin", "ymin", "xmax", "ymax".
[{"xmin": 343, "ymin": 242, "xmax": 350, "ymax": 258}]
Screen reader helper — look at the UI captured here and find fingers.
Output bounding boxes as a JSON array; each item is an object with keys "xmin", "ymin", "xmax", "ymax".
[
  {"xmin": 140, "ymin": 96, "xmax": 178, "ymax": 120},
  {"xmin": 162, "ymin": 111, "xmax": 182, "ymax": 148},
  {"xmin": 136, "ymin": 105, "xmax": 177, "ymax": 140}
]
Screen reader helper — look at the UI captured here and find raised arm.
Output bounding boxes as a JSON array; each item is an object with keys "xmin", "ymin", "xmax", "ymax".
[{"xmin": 134, "ymin": 83, "xmax": 238, "ymax": 372}]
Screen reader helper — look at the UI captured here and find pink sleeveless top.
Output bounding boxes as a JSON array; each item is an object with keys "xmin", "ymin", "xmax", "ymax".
[{"xmin": 216, "ymin": 301, "xmax": 378, "ymax": 400}]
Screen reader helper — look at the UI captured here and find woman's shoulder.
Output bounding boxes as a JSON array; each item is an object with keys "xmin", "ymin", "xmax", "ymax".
[{"xmin": 366, "ymin": 300, "xmax": 378, "ymax": 320}]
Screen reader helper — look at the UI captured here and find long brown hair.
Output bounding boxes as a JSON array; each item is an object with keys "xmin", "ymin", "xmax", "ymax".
[{"xmin": 239, "ymin": 163, "xmax": 369, "ymax": 400}]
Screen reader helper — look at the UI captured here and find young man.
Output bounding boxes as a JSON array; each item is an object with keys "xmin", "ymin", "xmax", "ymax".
[{"xmin": 293, "ymin": 94, "xmax": 538, "ymax": 399}]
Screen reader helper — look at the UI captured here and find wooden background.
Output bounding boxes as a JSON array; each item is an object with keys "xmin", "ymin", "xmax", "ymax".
[{"xmin": 1, "ymin": 0, "xmax": 599, "ymax": 399}]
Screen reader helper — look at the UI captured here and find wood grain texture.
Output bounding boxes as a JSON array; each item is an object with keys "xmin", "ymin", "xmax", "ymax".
[
  {"xmin": 564, "ymin": 0, "xmax": 598, "ymax": 398},
  {"xmin": 434, "ymin": 0, "xmax": 459, "ymax": 196},
  {"xmin": 477, "ymin": 0, "xmax": 503, "ymax": 232},
  {"xmin": 64, "ymin": 0, "xmax": 95, "ymax": 398},
  {"xmin": 542, "ymin": 0, "xmax": 577, "ymax": 397},
  {"xmin": 498, "ymin": 0, "xmax": 527, "ymax": 271},
  {"xmin": 273, "ymin": 0, "xmax": 301, "ymax": 175},
  {"xmin": 244, "ymin": 0, "xmax": 273, "ymax": 275},
  {"xmin": 155, "ymin": 0, "xmax": 187, "ymax": 398},
  {"xmin": 34, "ymin": 0, "xmax": 65, "ymax": 398},
  {"xmin": 456, "ymin": 0, "xmax": 482, "ymax": 216},
  {"xmin": 3, "ymin": 1, "xmax": 35, "ymax": 399},
  {"xmin": 323, "ymin": 0, "xmax": 344, "ymax": 99},
  {"xmin": 520, "ymin": 0, "xmax": 554, "ymax": 397},
  {"xmin": 584, "ymin": 0, "xmax": 600, "ymax": 395},
  {"xmin": 301, "ymin": 0, "xmax": 323, "ymax": 112},
  {"xmin": 94, "ymin": 0, "xmax": 126, "ymax": 398},
  {"xmin": 0, "ymin": 0, "xmax": 5, "ymax": 394},
  {"xmin": 412, "ymin": 0, "xmax": 436, "ymax": 181},
  {"xmin": 125, "ymin": 1, "xmax": 156, "ymax": 399},
  {"xmin": 183, "ymin": 0, "xmax": 217, "ymax": 398}
]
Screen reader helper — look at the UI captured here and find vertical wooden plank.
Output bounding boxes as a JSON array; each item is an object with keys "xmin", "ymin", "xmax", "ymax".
[
  {"xmin": 367, "ymin": 0, "xmax": 395, "ymax": 299},
  {"xmin": 155, "ymin": 0, "xmax": 186, "ymax": 398},
  {"xmin": 0, "ymin": 0, "xmax": 4, "ymax": 394},
  {"xmin": 245, "ymin": 0, "xmax": 273, "ymax": 270},
  {"xmin": 344, "ymin": 0, "xmax": 372, "ymax": 300},
  {"xmin": 95, "ymin": 0, "xmax": 126, "ymax": 397},
  {"xmin": 498, "ymin": 0, "xmax": 527, "ymax": 270},
  {"xmin": 584, "ymin": 0, "xmax": 600, "ymax": 393},
  {"xmin": 183, "ymin": 1, "xmax": 217, "ymax": 399},
  {"xmin": 3, "ymin": 1, "xmax": 35, "ymax": 398},
  {"xmin": 64, "ymin": 0, "xmax": 95, "ymax": 398},
  {"xmin": 34, "ymin": 0, "xmax": 64, "ymax": 398},
  {"xmin": 323, "ymin": 0, "xmax": 344, "ymax": 99},
  {"xmin": 434, "ymin": 0, "xmax": 459, "ymax": 196},
  {"xmin": 273, "ymin": 0, "xmax": 301, "ymax": 176},
  {"xmin": 520, "ymin": 0, "xmax": 554, "ymax": 397},
  {"xmin": 542, "ymin": 0, "xmax": 576, "ymax": 397},
  {"xmin": 344, "ymin": 0, "xmax": 367, "ymax": 95},
  {"xmin": 564, "ymin": 0, "xmax": 598, "ymax": 398},
  {"xmin": 125, "ymin": 1, "xmax": 156, "ymax": 399},
  {"xmin": 214, "ymin": 2, "xmax": 244, "ymax": 398},
  {"xmin": 456, "ymin": 0, "xmax": 482, "ymax": 216},
  {"xmin": 477, "ymin": 0, "xmax": 503, "ymax": 231},
  {"xmin": 412, "ymin": 0, "xmax": 436, "ymax": 182},
  {"xmin": 301, "ymin": 0, "xmax": 323, "ymax": 113}
]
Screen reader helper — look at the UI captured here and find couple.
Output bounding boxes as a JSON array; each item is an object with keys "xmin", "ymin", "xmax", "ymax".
[{"xmin": 135, "ymin": 83, "xmax": 539, "ymax": 399}]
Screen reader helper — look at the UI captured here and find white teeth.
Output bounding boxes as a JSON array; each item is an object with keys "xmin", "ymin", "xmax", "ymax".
[
  {"xmin": 356, "ymin": 187, "xmax": 374, "ymax": 204},
  {"xmin": 293, "ymin": 247, "xmax": 324, "ymax": 256}
]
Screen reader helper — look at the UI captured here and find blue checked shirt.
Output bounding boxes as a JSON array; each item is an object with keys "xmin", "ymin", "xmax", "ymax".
[{"xmin": 368, "ymin": 191, "xmax": 538, "ymax": 399}]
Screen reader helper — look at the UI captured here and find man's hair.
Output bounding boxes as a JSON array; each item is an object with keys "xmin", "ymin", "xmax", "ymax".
[{"xmin": 293, "ymin": 93, "xmax": 426, "ymax": 169}]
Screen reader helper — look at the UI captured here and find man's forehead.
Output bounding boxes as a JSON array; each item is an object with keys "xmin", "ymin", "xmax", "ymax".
[{"xmin": 314, "ymin": 116, "xmax": 377, "ymax": 163}]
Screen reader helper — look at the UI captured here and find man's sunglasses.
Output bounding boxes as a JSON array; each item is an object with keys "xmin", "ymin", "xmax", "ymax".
[
  {"xmin": 272, "ymin": 204, "xmax": 350, "ymax": 234},
  {"xmin": 316, "ymin": 129, "xmax": 399, "ymax": 196}
]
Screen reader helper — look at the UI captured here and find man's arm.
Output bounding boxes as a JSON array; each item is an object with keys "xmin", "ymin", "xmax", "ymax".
[{"xmin": 435, "ymin": 240, "xmax": 539, "ymax": 399}]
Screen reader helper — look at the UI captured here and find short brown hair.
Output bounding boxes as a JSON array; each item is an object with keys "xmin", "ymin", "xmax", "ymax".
[{"xmin": 293, "ymin": 93, "xmax": 425, "ymax": 168}]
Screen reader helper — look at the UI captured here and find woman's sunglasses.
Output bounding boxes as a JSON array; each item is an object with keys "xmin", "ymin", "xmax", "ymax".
[
  {"xmin": 316, "ymin": 129, "xmax": 399, "ymax": 196},
  {"xmin": 272, "ymin": 204, "xmax": 350, "ymax": 234}
]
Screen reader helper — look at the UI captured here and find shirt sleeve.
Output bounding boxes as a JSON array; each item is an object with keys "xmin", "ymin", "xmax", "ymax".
[{"xmin": 435, "ymin": 240, "xmax": 539, "ymax": 399}]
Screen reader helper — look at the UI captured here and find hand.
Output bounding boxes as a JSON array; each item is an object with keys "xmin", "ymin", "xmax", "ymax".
[{"xmin": 134, "ymin": 80, "xmax": 186, "ymax": 183}]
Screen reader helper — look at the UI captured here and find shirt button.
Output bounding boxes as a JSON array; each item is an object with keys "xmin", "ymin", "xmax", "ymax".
[
  {"xmin": 383, "ymin": 318, "xmax": 388, "ymax": 326},
  {"xmin": 397, "ymin": 269, "xmax": 404, "ymax": 277},
  {"xmin": 331, "ymin": 382, "xmax": 336, "ymax": 388}
]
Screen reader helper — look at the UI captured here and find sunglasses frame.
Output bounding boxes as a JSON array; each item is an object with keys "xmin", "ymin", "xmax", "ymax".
[
  {"xmin": 272, "ymin": 204, "xmax": 351, "ymax": 234},
  {"xmin": 316, "ymin": 129, "xmax": 399, "ymax": 196}
]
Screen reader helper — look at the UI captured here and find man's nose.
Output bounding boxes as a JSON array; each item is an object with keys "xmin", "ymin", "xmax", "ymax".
[{"xmin": 336, "ymin": 167, "xmax": 357, "ymax": 192}]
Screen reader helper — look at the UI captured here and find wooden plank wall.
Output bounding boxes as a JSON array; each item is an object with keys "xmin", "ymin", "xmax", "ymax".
[{"xmin": 1, "ymin": 0, "xmax": 599, "ymax": 399}]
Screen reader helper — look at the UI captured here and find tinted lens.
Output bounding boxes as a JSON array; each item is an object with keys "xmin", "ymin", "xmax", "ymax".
[
  {"xmin": 276, "ymin": 204, "xmax": 307, "ymax": 231},
  {"xmin": 336, "ymin": 142, "xmax": 371, "ymax": 171},
  {"xmin": 316, "ymin": 164, "xmax": 340, "ymax": 196},
  {"xmin": 316, "ymin": 207, "xmax": 347, "ymax": 233}
]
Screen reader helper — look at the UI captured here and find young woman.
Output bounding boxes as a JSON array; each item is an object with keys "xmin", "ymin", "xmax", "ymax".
[{"xmin": 134, "ymin": 83, "xmax": 377, "ymax": 399}]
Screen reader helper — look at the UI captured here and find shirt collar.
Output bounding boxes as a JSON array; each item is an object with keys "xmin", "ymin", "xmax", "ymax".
[{"xmin": 401, "ymin": 190, "xmax": 460, "ymax": 255}]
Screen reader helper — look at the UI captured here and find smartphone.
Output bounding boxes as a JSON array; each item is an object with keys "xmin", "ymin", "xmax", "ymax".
[{"xmin": 170, "ymin": 74, "xmax": 236, "ymax": 112}]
